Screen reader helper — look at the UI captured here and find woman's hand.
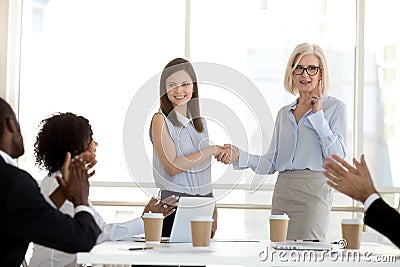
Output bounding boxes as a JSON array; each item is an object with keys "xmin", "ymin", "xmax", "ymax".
[
  {"xmin": 215, "ymin": 144, "xmax": 239, "ymax": 164},
  {"xmin": 215, "ymin": 145, "xmax": 231, "ymax": 164},
  {"xmin": 214, "ymin": 144, "xmax": 239, "ymax": 165},
  {"xmin": 142, "ymin": 196, "xmax": 179, "ymax": 217},
  {"xmin": 56, "ymin": 155, "xmax": 90, "ymax": 207},
  {"xmin": 211, "ymin": 205, "xmax": 218, "ymax": 238},
  {"xmin": 79, "ymin": 151, "xmax": 97, "ymax": 178},
  {"xmin": 224, "ymin": 144, "xmax": 239, "ymax": 162},
  {"xmin": 309, "ymin": 80, "xmax": 323, "ymax": 113}
]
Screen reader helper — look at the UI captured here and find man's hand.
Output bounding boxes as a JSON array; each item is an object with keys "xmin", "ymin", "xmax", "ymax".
[
  {"xmin": 322, "ymin": 154, "xmax": 378, "ymax": 203},
  {"xmin": 56, "ymin": 154, "xmax": 90, "ymax": 207},
  {"xmin": 142, "ymin": 196, "xmax": 179, "ymax": 217}
]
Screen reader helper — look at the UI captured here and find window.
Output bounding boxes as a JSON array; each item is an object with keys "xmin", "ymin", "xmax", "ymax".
[
  {"xmin": 13, "ymin": 0, "xmax": 398, "ymax": 242},
  {"xmin": 191, "ymin": 0, "xmax": 356, "ymax": 168},
  {"xmin": 190, "ymin": 0, "xmax": 356, "ymax": 240},
  {"xmin": 19, "ymin": 0, "xmax": 185, "ymax": 184},
  {"xmin": 364, "ymin": 0, "xmax": 400, "ymax": 187}
]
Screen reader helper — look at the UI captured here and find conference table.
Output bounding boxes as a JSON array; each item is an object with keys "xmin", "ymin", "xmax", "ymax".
[{"xmin": 77, "ymin": 240, "xmax": 400, "ymax": 266}]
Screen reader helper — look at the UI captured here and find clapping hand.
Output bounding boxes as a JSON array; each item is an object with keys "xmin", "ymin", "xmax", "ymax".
[
  {"xmin": 56, "ymin": 153, "xmax": 90, "ymax": 207},
  {"xmin": 322, "ymin": 154, "xmax": 378, "ymax": 203},
  {"xmin": 78, "ymin": 151, "xmax": 97, "ymax": 179},
  {"xmin": 57, "ymin": 151, "xmax": 96, "ymax": 183},
  {"xmin": 50, "ymin": 152, "xmax": 96, "ymax": 208}
]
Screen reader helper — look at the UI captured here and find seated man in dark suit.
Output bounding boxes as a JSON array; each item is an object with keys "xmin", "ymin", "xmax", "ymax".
[
  {"xmin": 322, "ymin": 154, "xmax": 400, "ymax": 248},
  {"xmin": 0, "ymin": 97, "xmax": 101, "ymax": 267}
]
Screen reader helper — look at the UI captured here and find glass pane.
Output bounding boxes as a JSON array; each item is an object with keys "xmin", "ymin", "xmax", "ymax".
[
  {"xmin": 365, "ymin": 0, "xmax": 400, "ymax": 186},
  {"xmin": 191, "ymin": 0, "xmax": 355, "ymax": 185},
  {"xmin": 19, "ymin": 0, "xmax": 185, "ymax": 182},
  {"xmin": 15, "ymin": 0, "xmax": 364, "ymax": 243},
  {"xmin": 190, "ymin": 0, "xmax": 356, "ymax": 241}
]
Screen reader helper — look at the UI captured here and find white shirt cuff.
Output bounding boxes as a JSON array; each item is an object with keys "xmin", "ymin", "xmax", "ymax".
[
  {"xmin": 307, "ymin": 110, "xmax": 331, "ymax": 138},
  {"xmin": 237, "ymin": 147, "xmax": 249, "ymax": 168},
  {"xmin": 364, "ymin": 193, "xmax": 380, "ymax": 211},
  {"xmin": 75, "ymin": 205, "xmax": 95, "ymax": 217}
]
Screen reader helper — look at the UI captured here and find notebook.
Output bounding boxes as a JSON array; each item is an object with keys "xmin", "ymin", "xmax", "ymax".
[
  {"xmin": 273, "ymin": 241, "xmax": 332, "ymax": 251},
  {"xmin": 133, "ymin": 197, "xmax": 215, "ymax": 243}
]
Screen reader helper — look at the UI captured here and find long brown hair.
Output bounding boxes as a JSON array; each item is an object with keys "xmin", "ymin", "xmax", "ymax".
[{"xmin": 159, "ymin": 58, "xmax": 204, "ymax": 132}]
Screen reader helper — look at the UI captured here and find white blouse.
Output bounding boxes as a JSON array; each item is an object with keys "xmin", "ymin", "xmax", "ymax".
[{"xmin": 150, "ymin": 112, "xmax": 212, "ymax": 196}]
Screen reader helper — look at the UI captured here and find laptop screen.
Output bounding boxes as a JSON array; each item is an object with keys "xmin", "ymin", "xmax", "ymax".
[{"xmin": 169, "ymin": 197, "xmax": 215, "ymax": 243}]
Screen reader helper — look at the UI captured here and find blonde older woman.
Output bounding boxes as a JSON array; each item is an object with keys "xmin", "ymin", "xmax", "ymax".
[{"xmin": 227, "ymin": 43, "xmax": 347, "ymax": 241}]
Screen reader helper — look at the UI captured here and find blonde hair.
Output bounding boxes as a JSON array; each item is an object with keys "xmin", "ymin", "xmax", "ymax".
[{"xmin": 283, "ymin": 43, "xmax": 330, "ymax": 95}]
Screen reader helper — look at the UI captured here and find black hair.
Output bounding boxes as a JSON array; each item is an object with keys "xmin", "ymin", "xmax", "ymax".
[{"xmin": 34, "ymin": 112, "xmax": 93, "ymax": 174}]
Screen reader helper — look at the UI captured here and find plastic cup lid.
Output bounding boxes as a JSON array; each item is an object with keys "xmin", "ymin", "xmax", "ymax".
[
  {"xmin": 342, "ymin": 219, "xmax": 363, "ymax": 224},
  {"xmin": 191, "ymin": 216, "xmax": 214, "ymax": 222},
  {"xmin": 270, "ymin": 213, "xmax": 290, "ymax": 220},
  {"xmin": 142, "ymin": 212, "xmax": 164, "ymax": 219}
]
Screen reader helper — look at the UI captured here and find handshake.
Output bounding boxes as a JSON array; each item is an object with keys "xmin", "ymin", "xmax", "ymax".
[{"xmin": 214, "ymin": 144, "xmax": 239, "ymax": 165}]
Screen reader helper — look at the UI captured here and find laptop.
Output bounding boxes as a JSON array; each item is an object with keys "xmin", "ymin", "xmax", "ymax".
[
  {"xmin": 133, "ymin": 197, "xmax": 215, "ymax": 243},
  {"xmin": 272, "ymin": 241, "xmax": 332, "ymax": 251}
]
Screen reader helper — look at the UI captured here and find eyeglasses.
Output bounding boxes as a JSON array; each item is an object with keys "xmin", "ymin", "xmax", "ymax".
[{"xmin": 293, "ymin": 65, "xmax": 321, "ymax": 76}]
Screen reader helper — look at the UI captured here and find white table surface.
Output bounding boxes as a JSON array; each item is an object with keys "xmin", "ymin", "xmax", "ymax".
[{"xmin": 77, "ymin": 240, "xmax": 400, "ymax": 266}]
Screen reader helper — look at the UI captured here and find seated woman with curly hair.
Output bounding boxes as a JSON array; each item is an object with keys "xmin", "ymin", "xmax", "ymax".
[{"xmin": 28, "ymin": 112, "xmax": 177, "ymax": 267}]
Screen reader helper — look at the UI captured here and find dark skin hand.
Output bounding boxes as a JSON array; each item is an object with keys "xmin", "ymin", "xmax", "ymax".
[
  {"xmin": 56, "ymin": 153, "xmax": 90, "ymax": 207},
  {"xmin": 142, "ymin": 196, "xmax": 217, "ymax": 237},
  {"xmin": 51, "ymin": 151, "xmax": 97, "ymax": 208},
  {"xmin": 52, "ymin": 152, "xmax": 179, "ymax": 219},
  {"xmin": 143, "ymin": 196, "xmax": 179, "ymax": 218}
]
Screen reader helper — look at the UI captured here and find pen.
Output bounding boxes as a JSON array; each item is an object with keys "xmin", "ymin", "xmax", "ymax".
[
  {"xmin": 293, "ymin": 239, "xmax": 320, "ymax": 242},
  {"xmin": 128, "ymin": 247, "xmax": 154, "ymax": 251}
]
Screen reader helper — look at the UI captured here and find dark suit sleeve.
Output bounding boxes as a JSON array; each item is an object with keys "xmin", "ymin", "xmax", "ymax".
[
  {"xmin": 6, "ymin": 170, "xmax": 101, "ymax": 253},
  {"xmin": 364, "ymin": 198, "xmax": 400, "ymax": 248}
]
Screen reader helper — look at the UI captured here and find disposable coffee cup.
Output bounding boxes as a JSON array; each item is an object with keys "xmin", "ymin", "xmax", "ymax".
[
  {"xmin": 191, "ymin": 216, "xmax": 214, "ymax": 247},
  {"xmin": 142, "ymin": 212, "xmax": 164, "ymax": 243},
  {"xmin": 269, "ymin": 214, "xmax": 290, "ymax": 242},
  {"xmin": 341, "ymin": 219, "xmax": 363, "ymax": 249}
]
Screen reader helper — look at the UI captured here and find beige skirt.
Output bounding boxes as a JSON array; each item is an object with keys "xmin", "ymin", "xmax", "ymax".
[{"xmin": 271, "ymin": 169, "xmax": 333, "ymax": 241}]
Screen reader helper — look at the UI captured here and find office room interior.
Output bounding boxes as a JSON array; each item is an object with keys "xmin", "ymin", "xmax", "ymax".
[{"xmin": 1, "ymin": 0, "xmax": 400, "ymax": 263}]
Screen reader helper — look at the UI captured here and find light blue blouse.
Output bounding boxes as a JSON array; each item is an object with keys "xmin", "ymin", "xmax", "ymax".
[
  {"xmin": 150, "ymin": 112, "xmax": 212, "ymax": 195},
  {"xmin": 234, "ymin": 95, "xmax": 347, "ymax": 174}
]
